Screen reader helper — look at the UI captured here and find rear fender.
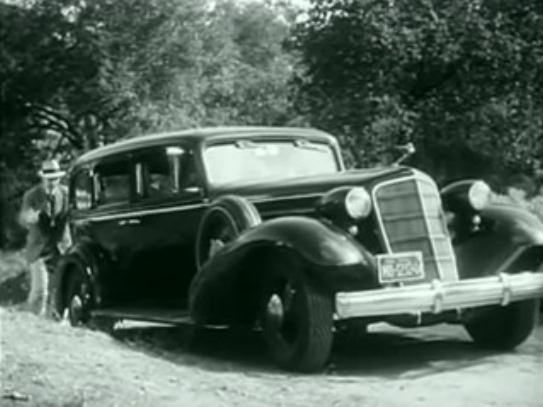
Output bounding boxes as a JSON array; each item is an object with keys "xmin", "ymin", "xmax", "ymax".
[
  {"xmin": 189, "ymin": 216, "xmax": 377, "ymax": 325},
  {"xmin": 455, "ymin": 204, "xmax": 543, "ymax": 278},
  {"xmin": 55, "ymin": 240, "xmax": 110, "ymax": 313}
]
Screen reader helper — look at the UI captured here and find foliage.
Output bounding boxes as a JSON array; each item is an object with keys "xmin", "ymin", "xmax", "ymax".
[
  {"xmin": 0, "ymin": 0, "xmax": 300, "ymax": 247},
  {"xmin": 0, "ymin": 0, "xmax": 298, "ymax": 161},
  {"xmin": 292, "ymin": 0, "xmax": 543, "ymax": 183}
]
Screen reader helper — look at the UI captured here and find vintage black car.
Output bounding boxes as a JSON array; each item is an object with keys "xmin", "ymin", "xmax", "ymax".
[{"xmin": 55, "ymin": 126, "xmax": 543, "ymax": 372}]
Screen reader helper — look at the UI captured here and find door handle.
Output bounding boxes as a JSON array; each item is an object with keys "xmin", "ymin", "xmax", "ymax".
[{"xmin": 118, "ymin": 218, "xmax": 141, "ymax": 226}]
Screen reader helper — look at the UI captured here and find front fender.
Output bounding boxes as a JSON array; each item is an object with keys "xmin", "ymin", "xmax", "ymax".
[
  {"xmin": 482, "ymin": 204, "xmax": 543, "ymax": 246},
  {"xmin": 189, "ymin": 216, "xmax": 377, "ymax": 325},
  {"xmin": 455, "ymin": 203, "xmax": 543, "ymax": 278},
  {"xmin": 223, "ymin": 216, "xmax": 371, "ymax": 267}
]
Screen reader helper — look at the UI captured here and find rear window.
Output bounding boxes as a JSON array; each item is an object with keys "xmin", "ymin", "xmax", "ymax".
[
  {"xmin": 95, "ymin": 159, "xmax": 132, "ymax": 206},
  {"xmin": 71, "ymin": 169, "xmax": 93, "ymax": 210},
  {"xmin": 134, "ymin": 145, "xmax": 199, "ymax": 201}
]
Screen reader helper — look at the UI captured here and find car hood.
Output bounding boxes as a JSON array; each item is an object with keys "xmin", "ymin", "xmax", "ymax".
[{"xmin": 209, "ymin": 166, "xmax": 415, "ymax": 202}]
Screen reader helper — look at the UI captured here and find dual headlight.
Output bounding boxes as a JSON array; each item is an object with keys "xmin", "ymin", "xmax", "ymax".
[
  {"xmin": 441, "ymin": 179, "xmax": 492, "ymax": 212},
  {"xmin": 318, "ymin": 186, "xmax": 372, "ymax": 224},
  {"xmin": 345, "ymin": 187, "xmax": 372, "ymax": 219},
  {"xmin": 319, "ymin": 179, "xmax": 492, "ymax": 227},
  {"xmin": 467, "ymin": 180, "xmax": 492, "ymax": 210}
]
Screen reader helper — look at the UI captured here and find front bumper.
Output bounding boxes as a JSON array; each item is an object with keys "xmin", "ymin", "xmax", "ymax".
[{"xmin": 335, "ymin": 272, "xmax": 543, "ymax": 319}]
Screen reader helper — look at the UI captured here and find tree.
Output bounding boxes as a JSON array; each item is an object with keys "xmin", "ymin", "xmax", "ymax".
[
  {"xmin": 292, "ymin": 0, "xmax": 543, "ymax": 183},
  {"xmin": 0, "ymin": 0, "xmax": 302, "ymax": 247}
]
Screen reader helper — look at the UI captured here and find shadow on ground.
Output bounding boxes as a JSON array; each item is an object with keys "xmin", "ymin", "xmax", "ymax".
[
  {"xmin": 0, "ymin": 251, "xmax": 28, "ymax": 306},
  {"xmin": 0, "ymin": 272, "xmax": 28, "ymax": 306},
  {"xmin": 109, "ymin": 322, "xmax": 499, "ymax": 377}
]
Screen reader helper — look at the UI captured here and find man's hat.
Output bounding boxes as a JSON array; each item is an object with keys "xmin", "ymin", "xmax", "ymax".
[{"xmin": 38, "ymin": 159, "xmax": 66, "ymax": 179}]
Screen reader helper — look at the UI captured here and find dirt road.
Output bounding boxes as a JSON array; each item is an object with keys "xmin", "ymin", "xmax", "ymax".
[{"xmin": 1, "ymin": 308, "xmax": 542, "ymax": 406}]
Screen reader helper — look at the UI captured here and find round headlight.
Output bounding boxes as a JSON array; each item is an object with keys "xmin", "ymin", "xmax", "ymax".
[
  {"xmin": 345, "ymin": 187, "xmax": 372, "ymax": 219},
  {"xmin": 468, "ymin": 180, "xmax": 491, "ymax": 210}
]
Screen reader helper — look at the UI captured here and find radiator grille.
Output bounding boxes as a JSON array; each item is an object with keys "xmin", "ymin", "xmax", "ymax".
[{"xmin": 374, "ymin": 176, "xmax": 458, "ymax": 282}]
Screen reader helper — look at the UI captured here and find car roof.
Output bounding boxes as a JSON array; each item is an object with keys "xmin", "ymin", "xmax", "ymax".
[{"xmin": 74, "ymin": 126, "xmax": 336, "ymax": 167}]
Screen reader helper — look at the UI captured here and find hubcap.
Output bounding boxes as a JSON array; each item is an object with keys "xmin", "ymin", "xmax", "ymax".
[
  {"xmin": 265, "ymin": 282, "xmax": 299, "ymax": 343},
  {"xmin": 208, "ymin": 238, "xmax": 225, "ymax": 258},
  {"xmin": 69, "ymin": 294, "xmax": 84, "ymax": 325},
  {"xmin": 266, "ymin": 293, "xmax": 285, "ymax": 326}
]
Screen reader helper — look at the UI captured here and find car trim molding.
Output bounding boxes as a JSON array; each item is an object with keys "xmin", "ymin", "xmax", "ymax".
[
  {"xmin": 248, "ymin": 192, "xmax": 324, "ymax": 203},
  {"xmin": 80, "ymin": 202, "xmax": 208, "ymax": 222},
  {"xmin": 77, "ymin": 192, "xmax": 325, "ymax": 223}
]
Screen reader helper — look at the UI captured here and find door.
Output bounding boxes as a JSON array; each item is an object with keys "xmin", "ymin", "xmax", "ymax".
[
  {"xmin": 86, "ymin": 155, "xmax": 138, "ymax": 305},
  {"xmin": 125, "ymin": 144, "xmax": 207, "ymax": 307}
]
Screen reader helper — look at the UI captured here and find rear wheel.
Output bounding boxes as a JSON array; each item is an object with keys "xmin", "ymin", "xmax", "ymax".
[
  {"xmin": 65, "ymin": 269, "xmax": 92, "ymax": 327},
  {"xmin": 261, "ymin": 259, "xmax": 333, "ymax": 372},
  {"xmin": 464, "ymin": 299, "xmax": 538, "ymax": 350}
]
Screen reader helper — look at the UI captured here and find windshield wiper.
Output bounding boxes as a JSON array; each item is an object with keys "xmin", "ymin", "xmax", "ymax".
[
  {"xmin": 294, "ymin": 139, "xmax": 328, "ymax": 152},
  {"xmin": 235, "ymin": 140, "xmax": 260, "ymax": 149}
]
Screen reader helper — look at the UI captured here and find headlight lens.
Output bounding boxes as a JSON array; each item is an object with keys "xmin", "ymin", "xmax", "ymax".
[
  {"xmin": 468, "ymin": 180, "xmax": 491, "ymax": 210},
  {"xmin": 345, "ymin": 187, "xmax": 372, "ymax": 219}
]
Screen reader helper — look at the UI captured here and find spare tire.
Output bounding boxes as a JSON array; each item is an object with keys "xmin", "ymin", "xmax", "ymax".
[{"xmin": 196, "ymin": 195, "xmax": 261, "ymax": 269}]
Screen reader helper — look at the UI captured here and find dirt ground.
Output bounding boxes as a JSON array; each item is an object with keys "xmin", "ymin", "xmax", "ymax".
[{"xmin": 1, "ymin": 306, "xmax": 542, "ymax": 407}]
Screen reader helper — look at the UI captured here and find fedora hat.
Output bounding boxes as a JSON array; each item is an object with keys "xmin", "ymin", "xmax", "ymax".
[{"xmin": 38, "ymin": 159, "xmax": 66, "ymax": 179}]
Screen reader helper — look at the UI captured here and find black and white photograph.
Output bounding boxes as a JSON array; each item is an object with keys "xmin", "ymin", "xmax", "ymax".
[{"xmin": 1, "ymin": 0, "xmax": 542, "ymax": 405}]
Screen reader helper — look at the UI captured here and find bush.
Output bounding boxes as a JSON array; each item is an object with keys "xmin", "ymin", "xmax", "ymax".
[{"xmin": 0, "ymin": 250, "xmax": 29, "ymax": 305}]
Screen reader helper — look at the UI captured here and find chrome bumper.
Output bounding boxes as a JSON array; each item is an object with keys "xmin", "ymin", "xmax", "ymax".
[{"xmin": 335, "ymin": 272, "xmax": 543, "ymax": 319}]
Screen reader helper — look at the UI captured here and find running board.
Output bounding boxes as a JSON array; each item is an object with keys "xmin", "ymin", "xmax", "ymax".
[{"xmin": 91, "ymin": 308, "xmax": 193, "ymax": 325}]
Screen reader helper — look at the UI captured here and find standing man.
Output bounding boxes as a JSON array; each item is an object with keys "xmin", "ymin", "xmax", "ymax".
[{"xmin": 19, "ymin": 159, "xmax": 72, "ymax": 317}]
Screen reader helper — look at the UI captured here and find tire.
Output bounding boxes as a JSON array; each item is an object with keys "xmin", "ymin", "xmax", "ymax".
[
  {"xmin": 261, "ymin": 257, "xmax": 333, "ymax": 372},
  {"xmin": 464, "ymin": 299, "xmax": 538, "ymax": 350},
  {"xmin": 65, "ymin": 268, "xmax": 92, "ymax": 327},
  {"xmin": 196, "ymin": 195, "xmax": 261, "ymax": 269}
]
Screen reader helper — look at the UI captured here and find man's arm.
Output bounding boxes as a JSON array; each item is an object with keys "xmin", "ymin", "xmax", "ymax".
[
  {"xmin": 58, "ymin": 185, "xmax": 72, "ymax": 253},
  {"xmin": 19, "ymin": 188, "xmax": 40, "ymax": 229}
]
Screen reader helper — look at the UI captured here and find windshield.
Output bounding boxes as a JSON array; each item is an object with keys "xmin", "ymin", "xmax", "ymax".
[{"xmin": 203, "ymin": 139, "xmax": 339, "ymax": 185}]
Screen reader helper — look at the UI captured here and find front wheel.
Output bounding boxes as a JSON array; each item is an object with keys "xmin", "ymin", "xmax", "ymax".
[
  {"xmin": 261, "ymin": 262, "xmax": 333, "ymax": 372},
  {"xmin": 464, "ymin": 299, "xmax": 538, "ymax": 350}
]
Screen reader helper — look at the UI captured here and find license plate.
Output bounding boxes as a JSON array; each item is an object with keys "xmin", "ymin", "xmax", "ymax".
[{"xmin": 377, "ymin": 252, "xmax": 424, "ymax": 283}]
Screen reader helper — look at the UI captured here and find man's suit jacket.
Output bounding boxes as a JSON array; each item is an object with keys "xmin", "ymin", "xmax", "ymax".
[{"xmin": 19, "ymin": 184, "xmax": 72, "ymax": 263}]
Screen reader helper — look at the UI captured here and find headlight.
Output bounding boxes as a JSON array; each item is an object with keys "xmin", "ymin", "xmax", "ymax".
[
  {"xmin": 468, "ymin": 180, "xmax": 491, "ymax": 210},
  {"xmin": 345, "ymin": 187, "xmax": 372, "ymax": 219}
]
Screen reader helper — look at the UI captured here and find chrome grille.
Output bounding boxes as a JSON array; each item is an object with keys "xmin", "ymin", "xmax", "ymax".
[{"xmin": 373, "ymin": 176, "xmax": 458, "ymax": 282}]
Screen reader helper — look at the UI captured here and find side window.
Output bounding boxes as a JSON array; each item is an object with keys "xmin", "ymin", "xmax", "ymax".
[
  {"xmin": 95, "ymin": 159, "xmax": 132, "ymax": 206},
  {"xmin": 136, "ymin": 146, "xmax": 198, "ymax": 200},
  {"xmin": 71, "ymin": 169, "xmax": 93, "ymax": 210}
]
